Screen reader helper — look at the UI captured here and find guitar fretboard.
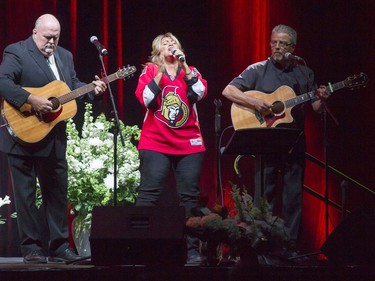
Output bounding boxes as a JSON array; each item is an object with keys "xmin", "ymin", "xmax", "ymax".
[
  {"xmin": 284, "ymin": 80, "xmax": 345, "ymax": 109},
  {"xmin": 58, "ymin": 72, "xmax": 119, "ymax": 105}
]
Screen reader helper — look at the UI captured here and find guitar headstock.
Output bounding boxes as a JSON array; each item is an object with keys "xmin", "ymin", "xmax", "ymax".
[
  {"xmin": 117, "ymin": 65, "xmax": 137, "ymax": 80},
  {"xmin": 344, "ymin": 72, "xmax": 369, "ymax": 90}
]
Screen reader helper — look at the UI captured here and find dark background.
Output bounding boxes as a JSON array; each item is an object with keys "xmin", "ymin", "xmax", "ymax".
[{"xmin": 0, "ymin": 0, "xmax": 374, "ymax": 256}]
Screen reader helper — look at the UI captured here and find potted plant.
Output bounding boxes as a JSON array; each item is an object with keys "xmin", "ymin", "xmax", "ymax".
[{"xmin": 186, "ymin": 183, "xmax": 286, "ymax": 265}]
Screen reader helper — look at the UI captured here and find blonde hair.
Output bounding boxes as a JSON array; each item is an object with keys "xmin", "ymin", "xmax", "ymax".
[{"xmin": 149, "ymin": 32, "xmax": 183, "ymax": 65}]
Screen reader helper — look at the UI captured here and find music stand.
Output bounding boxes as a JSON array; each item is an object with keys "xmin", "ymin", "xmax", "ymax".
[{"xmin": 221, "ymin": 127, "xmax": 302, "ymax": 199}]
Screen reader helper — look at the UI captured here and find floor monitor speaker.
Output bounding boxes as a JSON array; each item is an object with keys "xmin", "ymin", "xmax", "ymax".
[
  {"xmin": 321, "ymin": 206, "xmax": 375, "ymax": 265},
  {"xmin": 90, "ymin": 205, "xmax": 186, "ymax": 265}
]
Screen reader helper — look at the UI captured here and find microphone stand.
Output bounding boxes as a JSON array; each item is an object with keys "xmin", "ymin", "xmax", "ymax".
[
  {"xmin": 97, "ymin": 52, "xmax": 125, "ymax": 206},
  {"xmin": 320, "ymin": 96, "xmax": 339, "ymax": 239},
  {"xmin": 284, "ymin": 61, "xmax": 340, "ymax": 263},
  {"xmin": 214, "ymin": 99, "xmax": 222, "ymax": 204},
  {"xmin": 294, "ymin": 60, "xmax": 339, "ymax": 239}
]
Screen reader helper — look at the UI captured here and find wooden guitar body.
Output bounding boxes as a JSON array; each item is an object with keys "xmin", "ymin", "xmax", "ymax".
[
  {"xmin": 1, "ymin": 66, "xmax": 136, "ymax": 144},
  {"xmin": 2, "ymin": 81, "xmax": 76, "ymax": 144},
  {"xmin": 230, "ymin": 73, "xmax": 368, "ymax": 130},
  {"xmin": 231, "ymin": 86, "xmax": 296, "ymax": 130}
]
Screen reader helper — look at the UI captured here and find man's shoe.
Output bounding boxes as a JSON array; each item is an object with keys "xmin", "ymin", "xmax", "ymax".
[
  {"xmin": 49, "ymin": 247, "xmax": 83, "ymax": 263},
  {"xmin": 186, "ymin": 254, "xmax": 202, "ymax": 265},
  {"xmin": 186, "ymin": 235, "xmax": 201, "ymax": 265},
  {"xmin": 23, "ymin": 250, "xmax": 47, "ymax": 264}
]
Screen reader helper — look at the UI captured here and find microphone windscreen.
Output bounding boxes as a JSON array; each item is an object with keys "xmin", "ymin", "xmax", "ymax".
[{"xmin": 90, "ymin": 36, "xmax": 98, "ymax": 43}]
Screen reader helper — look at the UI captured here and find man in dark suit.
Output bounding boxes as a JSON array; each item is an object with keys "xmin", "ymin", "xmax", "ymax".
[{"xmin": 0, "ymin": 14, "xmax": 106, "ymax": 264}]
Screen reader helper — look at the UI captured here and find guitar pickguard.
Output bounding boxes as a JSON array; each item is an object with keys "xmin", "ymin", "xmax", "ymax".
[
  {"xmin": 265, "ymin": 113, "xmax": 286, "ymax": 127},
  {"xmin": 42, "ymin": 106, "xmax": 63, "ymax": 123}
]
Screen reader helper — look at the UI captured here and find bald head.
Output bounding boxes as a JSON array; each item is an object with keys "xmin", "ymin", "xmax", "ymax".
[
  {"xmin": 33, "ymin": 14, "xmax": 61, "ymax": 57},
  {"xmin": 34, "ymin": 14, "xmax": 60, "ymax": 30}
]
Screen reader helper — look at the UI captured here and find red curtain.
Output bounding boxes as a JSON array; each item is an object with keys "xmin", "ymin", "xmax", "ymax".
[
  {"xmin": 227, "ymin": 0, "xmax": 270, "ymax": 72},
  {"xmin": 1, "ymin": 0, "xmax": 374, "ymax": 256}
]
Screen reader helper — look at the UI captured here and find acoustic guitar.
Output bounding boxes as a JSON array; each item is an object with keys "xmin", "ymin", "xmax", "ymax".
[
  {"xmin": 1, "ymin": 65, "xmax": 136, "ymax": 144},
  {"xmin": 231, "ymin": 73, "xmax": 368, "ymax": 130}
]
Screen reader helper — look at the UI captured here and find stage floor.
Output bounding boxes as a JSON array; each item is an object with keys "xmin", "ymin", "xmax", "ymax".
[{"xmin": 1, "ymin": 256, "xmax": 375, "ymax": 281}]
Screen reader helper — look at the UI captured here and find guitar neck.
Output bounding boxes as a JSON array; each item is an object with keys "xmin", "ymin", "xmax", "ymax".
[
  {"xmin": 58, "ymin": 72, "xmax": 120, "ymax": 104},
  {"xmin": 285, "ymin": 80, "xmax": 345, "ymax": 108}
]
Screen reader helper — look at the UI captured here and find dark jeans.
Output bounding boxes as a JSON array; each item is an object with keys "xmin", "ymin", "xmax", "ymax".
[{"xmin": 135, "ymin": 150, "xmax": 205, "ymax": 217}]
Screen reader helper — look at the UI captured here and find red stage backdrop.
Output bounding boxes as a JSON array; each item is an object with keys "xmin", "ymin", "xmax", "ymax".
[{"xmin": 1, "ymin": 0, "xmax": 374, "ymax": 256}]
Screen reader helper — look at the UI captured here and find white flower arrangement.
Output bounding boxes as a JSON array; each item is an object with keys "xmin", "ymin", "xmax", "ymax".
[
  {"xmin": 66, "ymin": 103, "xmax": 140, "ymax": 233},
  {"xmin": 0, "ymin": 195, "xmax": 10, "ymax": 208},
  {"xmin": 0, "ymin": 195, "xmax": 15, "ymax": 224}
]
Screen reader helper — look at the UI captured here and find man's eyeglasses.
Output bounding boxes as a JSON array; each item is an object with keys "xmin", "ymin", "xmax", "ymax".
[{"xmin": 270, "ymin": 40, "xmax": 294, "ymax": 48}]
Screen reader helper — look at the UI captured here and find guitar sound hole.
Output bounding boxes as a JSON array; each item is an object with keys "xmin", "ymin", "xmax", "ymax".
[
  {"xmin": 49, "ymin": 97, "xmax": 61, "ymax": 111},
  {"xmin": 271, "ymin": 101, "xmax": 285, "ymax": 116}
]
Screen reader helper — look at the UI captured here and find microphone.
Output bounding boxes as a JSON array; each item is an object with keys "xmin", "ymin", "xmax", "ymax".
[
  {"xmin": 169, "ymin": 47, "xmax": 185, "ymax": 62},
  {"xmin": 90, "ymin": 36, "xmax": 108, "ymax": 55},
  {"xmin": 284, "ymin": 52, "xmax": 302, "ymax": 62}
]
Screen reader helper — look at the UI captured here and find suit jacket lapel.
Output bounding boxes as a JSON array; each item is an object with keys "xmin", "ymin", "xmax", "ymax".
[{"xmin": 26, "ymin": 36, "xmax": 56, "ymax": 82}]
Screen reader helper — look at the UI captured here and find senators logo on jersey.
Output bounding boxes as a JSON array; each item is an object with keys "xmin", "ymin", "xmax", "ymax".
[{"xmin": 155, "ymin": 86, "xmax": 189, "ymax": 128}]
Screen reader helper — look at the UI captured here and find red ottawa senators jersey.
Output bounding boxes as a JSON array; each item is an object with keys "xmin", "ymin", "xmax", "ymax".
[{"xmin": 135, "ymin": 63, "xmax": 208, "ymax": 154}]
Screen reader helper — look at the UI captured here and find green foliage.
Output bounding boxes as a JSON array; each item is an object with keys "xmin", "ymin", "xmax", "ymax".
[
  {"xmin": 186, "ymin": 182, "xmax": 287, "ymax": 257},
  {"xmin": 229, "ymin": 183, "xmax": 286, "ymax": 245},
  {"xmin": 66, "ymin": 103, "xmax": 140, "ymax": 233}
]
